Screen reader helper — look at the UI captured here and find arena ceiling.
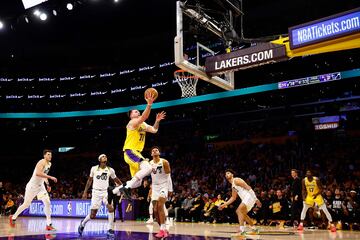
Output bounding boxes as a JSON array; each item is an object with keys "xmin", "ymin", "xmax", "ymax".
[{"xmin": 0, "ymin": 0, "xmax": 358, "ymax": 72}]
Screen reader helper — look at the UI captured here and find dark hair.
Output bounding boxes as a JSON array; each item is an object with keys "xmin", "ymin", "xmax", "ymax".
[
  {"xmin": 127, "ymin": 110, "xmax": 133, "ymax": 118},
  {"xmin": 150, "ymin": 146, "xmax": 161, "ymax": 153},
  {"xmin": 225, "ymin": 169, "xmax": 236, "ymax": 175},
  {"xmin": 43, "ymin": 149, "xmax": 52, "ymax": 156},
  {"xmin": 291, "ymin": 169, "xmax": 298, "ymax": 174}
]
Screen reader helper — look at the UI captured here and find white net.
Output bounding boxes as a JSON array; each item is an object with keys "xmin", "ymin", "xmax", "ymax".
[{"xmin": 174, "ymin": 70, "xmax": 199, "ymax": 98}]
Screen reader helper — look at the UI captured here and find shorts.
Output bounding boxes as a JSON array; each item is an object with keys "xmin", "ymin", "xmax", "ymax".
[
  {"xmin": 90, "ymin": 190, "xmax": 108, "ymax": 210},
  {"xmin": 124, "ymin": 149, "xmax": 145, "ymax": 177},
  {"xmin": 241, "ymin": 194, "xmax": 257, "ymax": 212},
  {"xmin": 25, "ymin": 183, "xmax": 49, "ymax": 201},
  {"xmin": 305, "ymin": 194, "xmax": 324, "ymax": 207},
  {"xmin": 151, "ymin": 184, "xmax": 169, "ymax": 201}
]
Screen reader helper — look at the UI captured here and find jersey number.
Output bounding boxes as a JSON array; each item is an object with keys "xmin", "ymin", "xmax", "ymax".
[
  {"xmin": 309, "ymin": 187, "xmax": 314, "ymax": 192},
  {"xmin": 139, "ymin": 133, "xmax": 145, "ymax": 141}
]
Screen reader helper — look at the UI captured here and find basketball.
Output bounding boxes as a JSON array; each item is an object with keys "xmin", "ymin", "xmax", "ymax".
[{"xmin": 144, "ymin": 87, "xmax": 158, "ymax": 101}]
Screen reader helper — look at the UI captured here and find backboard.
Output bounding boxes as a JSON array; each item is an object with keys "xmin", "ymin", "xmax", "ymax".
[{"xmin": 174, "ymin": 1, "xmax": 235, "ymax": 90}]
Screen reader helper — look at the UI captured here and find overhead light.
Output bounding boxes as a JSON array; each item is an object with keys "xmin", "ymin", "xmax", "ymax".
[
  {"xmin": 53, "ymin": 10, "xmax": 57, "ymax": 16},
  {"xmin": 33, "ymin": 9, "xmax": 41, "ymax": 16},
  {"xmin": 24, "ymin": 16, "xmax": 29, "ymax": 23},
  {"xmin": 66, "ymin": 3, "xmax": 73, "ymax": 10},
  {"xmin": 39, "ymin": 13, "xmax": 47, "ymax": 21},
  {"xmin": 0, "ymin": 21, "xmax": 4, "ymax": 29},
  {"xmin": 114, "ymin": 0, "xmax": 119, "ymax": 2}
]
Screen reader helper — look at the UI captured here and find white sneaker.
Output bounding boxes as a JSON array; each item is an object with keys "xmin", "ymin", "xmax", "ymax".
[
  {"xmin": 165, "ymin": 218, "xmax": 170, "ymax": 225},
  {"xmin": 146, "ymin": 218, "xmax": 154, "ymax": 224}
]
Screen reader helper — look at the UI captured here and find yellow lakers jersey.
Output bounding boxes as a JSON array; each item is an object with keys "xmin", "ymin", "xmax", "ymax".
[
  {"xmin": 123, "ymin": 122, "xmax": 146, "ymax": 151},
  {"xmin": 305, "ymin": 177, "xmax": 320, "ymax": 197}
]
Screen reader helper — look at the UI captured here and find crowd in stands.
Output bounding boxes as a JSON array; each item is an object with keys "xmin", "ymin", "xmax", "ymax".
[
  {"xmin": 1, "ymin": 136, "xmax": 359, "ymax": 230},
  {"xmin": 1, "ymin": 79, "xmax": 359, "ymax": 230}
]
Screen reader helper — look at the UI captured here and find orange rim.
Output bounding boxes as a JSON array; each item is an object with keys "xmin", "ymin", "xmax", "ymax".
[{"xmin": 174, "ymin": 69, "xmax": 199, "ymax": 78}]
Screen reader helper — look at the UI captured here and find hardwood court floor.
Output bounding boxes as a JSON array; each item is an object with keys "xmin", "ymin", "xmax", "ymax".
[{"xmin": 1, "ymin": 216, "xmax": 360, "ymax": 239}]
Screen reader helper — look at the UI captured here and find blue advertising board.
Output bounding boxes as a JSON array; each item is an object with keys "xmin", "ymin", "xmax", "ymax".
[
  {"xmin": 21, "ymin": 199, "xmax": 139, "ymax": 219},
  {"xmin": 289, "ymin": 8, "xmax": 360, "ymax": 49}
]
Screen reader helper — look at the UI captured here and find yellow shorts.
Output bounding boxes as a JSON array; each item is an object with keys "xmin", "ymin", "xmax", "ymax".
[
  {"xmin": 124, "ymin": 149, "xmax": 144, "ymax": 177},
  {"xmin": 305, "ymin": 194, "xmax": 324, "ymax": 206}
]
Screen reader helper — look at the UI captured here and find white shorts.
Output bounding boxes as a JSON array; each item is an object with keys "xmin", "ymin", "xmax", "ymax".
[
  {"xmin": 241, "ymin": 194, "xmax": 257, "ymax": 212},
  {"xmin": 25, "ymin": 183, "xmax": 49, "ymax": 201},
  {"xmin": 151, "ymin": 184, "xmax": 168, "ymax": 201},
  {"xmin": 90, "ymin": 190, "xmax": 108, "ymax": 209}
]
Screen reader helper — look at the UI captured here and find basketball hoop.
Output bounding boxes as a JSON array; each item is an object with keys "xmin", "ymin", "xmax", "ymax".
[{"xmin": 174, "ymin": 69, "xmax": 199, "ymax": 98}]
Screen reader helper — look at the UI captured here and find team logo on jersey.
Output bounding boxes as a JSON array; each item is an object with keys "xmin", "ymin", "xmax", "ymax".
[
  {"xmin": 139, "ymin": 125, "xmax": 146, "ymax": 133},
  {"xmin": 96, "ymin": 172, "xmax": 108, "ymax": 180},
  {"xmin": 152, "ymin": 165, "xmax": 162, "ymax": 174}
]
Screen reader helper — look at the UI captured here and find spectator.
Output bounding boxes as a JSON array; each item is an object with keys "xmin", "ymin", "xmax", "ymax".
[
  {"xmin": 290, "ymin": 169, "xmax": 302, "ymax": 225},
  {"xmin": 269, "ymin": 190, "xmax": 289, "ymax": 221}
]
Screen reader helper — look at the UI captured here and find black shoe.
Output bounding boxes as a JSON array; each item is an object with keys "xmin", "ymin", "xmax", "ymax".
[{"xmin": 78, "ymin": 221, "xmax": 85, "ymax": 236}]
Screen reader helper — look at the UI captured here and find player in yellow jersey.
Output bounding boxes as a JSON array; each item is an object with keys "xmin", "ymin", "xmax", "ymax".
[
  {"xmin": 297, "ymin": 170, "xmax": 336, "ymax": 232},
  {"xmin": 112, "ymin": 91, "xmax": 166, "ymax": 199}
]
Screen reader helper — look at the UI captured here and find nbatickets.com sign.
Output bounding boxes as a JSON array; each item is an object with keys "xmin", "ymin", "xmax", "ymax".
[
  {"xmin": 23, "ymin": 200, "xmax": 111, "ymax": 218},
  {"xmin": 205, "ymin": 43, "xmax": 288, "ymax": 74}
]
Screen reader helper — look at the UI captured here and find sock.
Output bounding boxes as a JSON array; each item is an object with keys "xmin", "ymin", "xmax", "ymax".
[
  {"xmin": 12, "ymin": 190, "xmax": 34, "ymax": 220},
  {"xmin": 12, "ymin": 203, "xmax": 29, "ymax": 220},
  {"xmin": 320, "ymin": 204, "xmax": 333, "ymax": 222},
  {"xmin": 300, "ymin": 202, "xmax": 310, "ymax": 221},
  {"xmin": 135, "ymin": 161, "xmax": 152, "ymax": 180},
  {"xmin": 125, "ymin": 178, "xmax": 139, "ymax": 189},
  {"xmin": 108, "ymin": 212, "xmax": 115, "ymax": 230},
  {"xmin": 240, "ymin": 226, "xmax": 245, "ymax": 232},
  {"xmin": 149, "ymin": 201, "xmax": 153, "ymax": 215},
  {"xmin": 160, "ymin": 224, "xmax": 166, "ymax": 230},
  {"xmin": 82, "ymin": 213, "xmax": 91, "ymax": 227},
  {"xmin": 42, "ymin": 198, "xmax": 52, "ymax": 226}
]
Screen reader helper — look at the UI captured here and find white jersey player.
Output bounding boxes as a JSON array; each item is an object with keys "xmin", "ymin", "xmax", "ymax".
[
  {"xmin": 219, "ymin": 169, "xmax": 262, "ymax": 235},
  {"xmin": 78, "ymin": 154, "xmax": 122, "ymax": 238},
  {"xmin": 149, "ymin": 146, "xmax": 172, "ymax": 238},
  {"xmin": 10, "ymin": 150, "xmax": 57, "ymax": 231}
]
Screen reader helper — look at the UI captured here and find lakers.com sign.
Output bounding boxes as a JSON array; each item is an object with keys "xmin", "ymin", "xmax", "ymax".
[{"xmin": 205, "ymin": 43, "xmax": 288, "ymax": 74}]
